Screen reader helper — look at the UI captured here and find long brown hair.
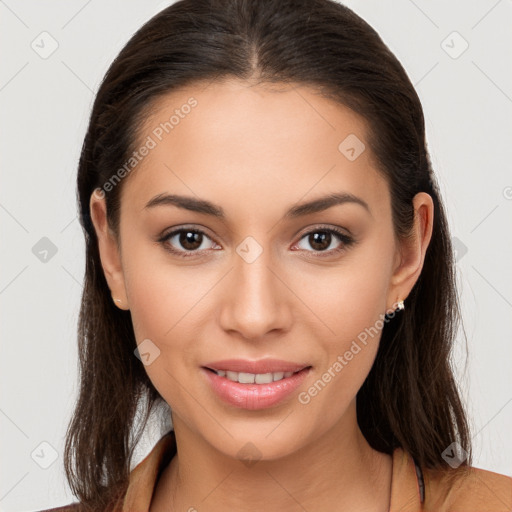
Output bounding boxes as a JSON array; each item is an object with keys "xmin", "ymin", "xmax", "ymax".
[{"xmin": 65, "ymin": 0, "xmax": 472, "ymax": 508}]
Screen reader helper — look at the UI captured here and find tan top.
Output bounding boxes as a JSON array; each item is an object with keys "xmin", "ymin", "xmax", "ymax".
[{"xmin": 42, "ymin": 431, "xmax": 512, "ymax": 511}]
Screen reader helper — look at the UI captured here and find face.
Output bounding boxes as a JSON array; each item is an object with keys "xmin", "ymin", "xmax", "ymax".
[{"xmin": 91, "ymin": 79, "xmax": 432, "ymax": 460}]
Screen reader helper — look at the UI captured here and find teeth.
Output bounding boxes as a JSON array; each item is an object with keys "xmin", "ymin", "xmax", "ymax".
[
  {"xmin": 226, "ymin": 371, "xmax": 238, "ymax": 381},
  {"xmin": 214, "ymin": 369, "xmax": 298, "ymax": 383}
]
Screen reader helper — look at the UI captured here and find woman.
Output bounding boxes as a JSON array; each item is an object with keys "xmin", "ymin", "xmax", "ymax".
[{"xmin": 43, "ymin": 0, "xmax": 512, "ymax": 510}]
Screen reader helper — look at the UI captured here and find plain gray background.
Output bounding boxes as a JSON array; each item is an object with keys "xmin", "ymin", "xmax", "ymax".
[{"xmin": 1, "ymin": 0, "xmax": 511, "ymax": 510}]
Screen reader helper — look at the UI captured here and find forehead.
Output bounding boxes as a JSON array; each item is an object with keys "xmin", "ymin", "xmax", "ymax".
[{"xmin": 120, "ymin": 79, "xmax": 390, "ymax": 221}]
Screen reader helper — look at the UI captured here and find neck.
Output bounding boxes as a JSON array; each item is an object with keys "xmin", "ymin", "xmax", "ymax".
[{"xmin": 150, "ymin": 404, "xmax": 392, "ymax": 512}]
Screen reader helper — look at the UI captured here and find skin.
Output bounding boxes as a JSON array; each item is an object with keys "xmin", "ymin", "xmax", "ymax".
[{"xmin": 90, "ymin": 79, "xmax": 433, "ymax": 511}]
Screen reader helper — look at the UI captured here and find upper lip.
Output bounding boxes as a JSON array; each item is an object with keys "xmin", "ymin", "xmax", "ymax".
[{"xmin": 203, "ymin": 358, "xmax": 310, "ymax": 374}]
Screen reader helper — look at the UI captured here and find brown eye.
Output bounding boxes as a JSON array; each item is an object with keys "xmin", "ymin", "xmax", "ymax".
[
  {"xmin": 308, "ymin": 231, "xmax": 332, "ymax": 251},
  {"xmin": 178, "ymin": 230, "xmax": 203, "ymax": 251},
  {"xmin": 294, "ymin": 227, "xmax": 355, "ymax": 257},
  {"xmin": 159, "ymin": 228, "xmax": 218, "ymax": 256}
]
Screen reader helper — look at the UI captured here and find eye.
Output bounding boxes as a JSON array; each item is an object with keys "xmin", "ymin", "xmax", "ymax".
[
  {"xmin": 158, "ymin": 225, "xmax": 355, "ymax": 259},
  {"xmin": 293, "ymin": 226, "xmax": 354, "ymax": 256},
  {"xmin": 158, "ymin": 227, "xmax": 219, "ymax": 257}
]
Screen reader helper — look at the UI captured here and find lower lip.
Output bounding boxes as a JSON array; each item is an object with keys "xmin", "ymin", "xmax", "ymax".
[{"xmin": 202, "ymin": 367, "xmax": 311, "ymax": 410}]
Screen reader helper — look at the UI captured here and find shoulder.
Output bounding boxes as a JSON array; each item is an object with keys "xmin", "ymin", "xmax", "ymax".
[
  {"xmin": 33, "ymin": 433, "xmax": 177, "ymax": 512},
  {"xmin": 423, "ymin": 463, "xmax": 512, "ymax": 511}
]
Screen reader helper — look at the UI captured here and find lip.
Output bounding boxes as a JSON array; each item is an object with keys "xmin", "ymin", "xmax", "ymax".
[
  {"xmin": 203, "ymin": 358, "xmax": 309, "ymax": 374},
  {"xmin": 201, "ymin": 362, "xmax": 311, "ymax": 410}
]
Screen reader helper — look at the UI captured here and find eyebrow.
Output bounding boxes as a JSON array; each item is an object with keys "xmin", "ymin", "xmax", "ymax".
[{"xmin": 143, "ymin": 192, "xmax": 371, "ymax": 218}]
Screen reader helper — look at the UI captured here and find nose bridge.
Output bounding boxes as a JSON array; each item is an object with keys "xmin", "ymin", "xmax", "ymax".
[{"xmin": 219, "ymin": 235, "xmax": 291, "ymax": 339}]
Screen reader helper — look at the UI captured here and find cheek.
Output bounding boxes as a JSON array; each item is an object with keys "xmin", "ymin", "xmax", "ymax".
[
  {"xmin": 297, "ymin": 250, "xmax": 392, "ymax": 345},
  {"xmin": 122, "ymin": 246, "xmax": 215, "ymax": 411},
  {"xmin": 121, "ymin": 235, "xmax": 215, "ymax": 340},
  {"xmin": 296, "ymin": 246, "xmax": 393, "ymax": 400},
  {"xmin": 296, "ymin": 276, "xmax": 387, "ymax": 426},
  {"xmin": 121, "ymin": 243, "xmax": 227, "ymax": 411}
]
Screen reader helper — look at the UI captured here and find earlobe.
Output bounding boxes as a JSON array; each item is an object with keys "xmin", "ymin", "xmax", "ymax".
[
  {"xmin": 89, "ymin": 189, "xmax": 130, "ymax": 310},
  {"xmin": 387, "ymin": 192, "xmax": 434, "ymax": 309}
]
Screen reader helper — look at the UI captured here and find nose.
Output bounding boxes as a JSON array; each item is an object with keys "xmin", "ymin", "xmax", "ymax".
[{"xmin": 218, "ymin": 245, "xmax": 293, "ymax": 341}]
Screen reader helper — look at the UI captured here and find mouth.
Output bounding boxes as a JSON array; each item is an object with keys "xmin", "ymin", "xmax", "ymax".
[{"xmin": 201, "ymin": 359, "xmax": 312, "ymax": 410}]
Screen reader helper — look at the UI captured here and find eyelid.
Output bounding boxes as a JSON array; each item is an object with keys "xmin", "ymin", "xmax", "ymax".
[{"xmin": 295, "ymin": 223, "xmax": 353, "ymax": 241}]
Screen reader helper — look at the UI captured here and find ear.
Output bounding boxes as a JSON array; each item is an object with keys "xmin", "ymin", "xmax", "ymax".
[
  {"xmin": 89, "ymin": 189, "xmax": 130, "ymax": 310},
  {"xmin": 387, "ymin": 192, "xmax": 434, "ymax": 310}
]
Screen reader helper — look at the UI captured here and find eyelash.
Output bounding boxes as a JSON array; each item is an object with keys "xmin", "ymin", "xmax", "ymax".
[{"xmin": 158, "ymin": 225, "xmax": 355, "ymax": 259}]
